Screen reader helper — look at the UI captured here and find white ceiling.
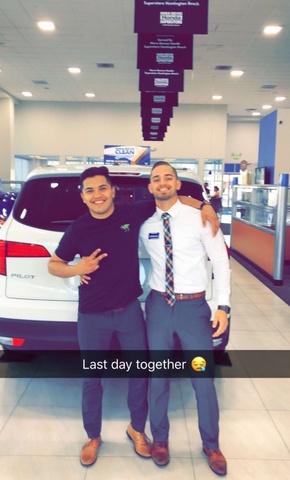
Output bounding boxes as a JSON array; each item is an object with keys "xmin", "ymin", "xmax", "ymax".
[{"xmin": 0, "ymin": 0, "xmax": 290, "ymax": 119}]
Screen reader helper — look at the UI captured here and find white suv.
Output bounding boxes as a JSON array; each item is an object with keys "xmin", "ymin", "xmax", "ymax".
[{"xmin": 0, "ymin": 165, "xmax": 229, "ymax": 351}]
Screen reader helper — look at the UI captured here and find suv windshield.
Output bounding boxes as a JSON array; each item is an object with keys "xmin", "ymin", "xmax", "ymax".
[{"xmin": 13, "ymin": 175, "xmax": 203, "ymax": 232}]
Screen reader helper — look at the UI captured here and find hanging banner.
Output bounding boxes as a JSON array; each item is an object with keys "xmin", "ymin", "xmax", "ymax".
[
  {"xmin": 141, "ymin": 91, "xmax": 179, "ymax": 106},
  {"xmin": 142, "ymin": 131, "xmax": 167, "ymax": 139},
  {"xmin": 143, "ymin": 134, "xmax": 165, "ymax": 141},
  {"xmin": 143, "ymin": 129, "xmax": 165, "ymax": 139},
  {"xmin": 141, "ymin": 115, "xmax": 171, "ymax": 127},
  {"xmin": 141, "ymin": 105, "xmax": 174, "ymax": 117},
  {"xmin": 142, "ymin": 124, "xmax": 168, "ymax": 133},
  {"xmin": 134, "ymin": 0, "xmax": 208, "ymax": 35},
  {"xmin": 104, "ymin": 145, "xmax": 150, "ymax": 165},
  {"xmin": 139, "ymin": 69, "xmax": 184, "ymax": 92},
  {"xmin": 142, "ymin": 121, "xmax": 168, "ymax": 129},
  {"xmin": 137, "ymin": 34, "xmax": 193, "ymax": 69}
]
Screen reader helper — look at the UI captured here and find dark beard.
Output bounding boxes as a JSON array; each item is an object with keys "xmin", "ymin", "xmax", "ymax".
[{"xmin": 154, "ymin": 193, "xmax": 172, "ymax": 201}]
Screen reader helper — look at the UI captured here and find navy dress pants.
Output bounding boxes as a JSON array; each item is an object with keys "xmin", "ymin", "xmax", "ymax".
[
  {"xmin": 146, "ymin": 291, "xmax": 220, "ymax": 450},
  {"xmin": 78, "ymin": 299, "xmax": 148, "ymax": 438}
]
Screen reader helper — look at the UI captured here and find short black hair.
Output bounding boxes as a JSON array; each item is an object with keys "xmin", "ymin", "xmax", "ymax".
[
  {"xmin": 150, "ymin": 161, "xmax": 178, "ymax": 179},
  {"xmin": 79, "ymin": 166, "xmax": 113, "ymax": 190}
]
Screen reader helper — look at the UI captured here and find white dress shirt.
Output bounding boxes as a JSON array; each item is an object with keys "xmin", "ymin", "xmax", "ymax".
[{"xmin": 139, "ymin": 200, "xmax": 231, "ymax": 306}]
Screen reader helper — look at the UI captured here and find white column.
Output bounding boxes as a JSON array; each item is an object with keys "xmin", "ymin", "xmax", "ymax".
[{"xmin": 0, "ymin": 97, "xmax": 14, "ymax": 180}]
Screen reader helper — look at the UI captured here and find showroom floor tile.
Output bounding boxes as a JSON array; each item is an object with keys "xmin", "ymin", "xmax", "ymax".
[{"xmin": 0, "ymin": 257, "xmax": 289, "ymax": 479}]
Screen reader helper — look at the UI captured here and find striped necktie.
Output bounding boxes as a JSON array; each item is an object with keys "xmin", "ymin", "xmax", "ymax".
[{"xmin": 162, "ymin": 212, "xmax": 175, "ymax": 307}]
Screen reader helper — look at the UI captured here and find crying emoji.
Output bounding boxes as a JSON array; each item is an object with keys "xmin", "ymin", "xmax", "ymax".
[{"xmin": 191, "ymin": 356, "xmax": 207, "ymax": 372}]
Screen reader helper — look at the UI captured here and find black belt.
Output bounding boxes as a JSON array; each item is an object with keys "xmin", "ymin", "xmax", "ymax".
[{"xmin": 151, "ymin": 289, "xmax": 205, "ymax": 301}]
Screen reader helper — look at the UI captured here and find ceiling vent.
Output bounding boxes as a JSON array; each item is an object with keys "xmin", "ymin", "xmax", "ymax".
[
  {"xmin": 33, "ymin": 80, "xmax": 49, "ymax": 85},
  {"xmin": 214, "ymin": 65, "xmax": 232, "ymax": 70},
  {"xmin": 260, "ymin": 84, "xmax": 277, "ymax": 89},
  {"xmin": 96, "ymin": 63, "xmax": 115, "ymax": 68}
]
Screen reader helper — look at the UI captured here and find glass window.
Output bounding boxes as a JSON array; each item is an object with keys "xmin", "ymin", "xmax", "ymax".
[
  {"xmin": 86, "ymin": 157, "xmax": 104, "ymax": 164},
  {"xmin": 65, "ymin": 156, "xmax": 84, "ymax": 164},
  {"xmin": 13, "ymin": 175, "xmax": 204, "ymax": 232}
]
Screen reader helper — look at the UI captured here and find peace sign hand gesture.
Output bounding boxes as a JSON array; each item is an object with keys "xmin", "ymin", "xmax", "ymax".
[{"xmin": 76, "ymin": 248, "xmax": 108, "ymax": 275}]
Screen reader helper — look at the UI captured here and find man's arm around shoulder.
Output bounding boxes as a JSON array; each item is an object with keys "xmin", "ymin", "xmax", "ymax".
[{"xmin": 178, "ymin": 195, "xmax": 219, "ymax": 236}]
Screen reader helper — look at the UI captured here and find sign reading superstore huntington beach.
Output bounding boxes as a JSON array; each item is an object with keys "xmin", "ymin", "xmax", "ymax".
[{"xmin": 134, "ymin": 0, "xmax": 209, "ymax": 35}]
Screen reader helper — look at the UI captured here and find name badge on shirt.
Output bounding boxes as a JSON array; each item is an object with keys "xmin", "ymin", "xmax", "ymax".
[{"xmin": 148, "ymin": 232, "xmax": 160, "ymax": 239}]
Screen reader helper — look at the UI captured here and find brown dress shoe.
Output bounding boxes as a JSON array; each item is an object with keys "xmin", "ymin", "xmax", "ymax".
[
  {"xmin": 126, "ymin": 423, "xmax": 151, "ymax": 458},
  {"xmin": 151, "ymin": 441, "xmax": 170, "ymax": 467},
  {"xmin": 203, "ymin": 445, "xmax": 227, "ymax": 476},
  {"xmin": 80, "ymin": 436, "xmax": 102, "ymax": 466}
]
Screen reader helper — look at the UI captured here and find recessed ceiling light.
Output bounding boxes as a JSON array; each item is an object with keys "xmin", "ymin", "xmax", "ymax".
[
  {"xmin": 262, "ymin": 105, "xmax": 272, "ymax": 110},
  {"xmin": 68, "ymin": 67, "xmax": 81, "ymax": 74},
  {"xmin": 263, "ymin": 25, "xmax": 282, "ymax": 35},
  {"xmin": 22, "ymin": 91, "xmax": 33, "ymax": 97},
  {"xmin": 212, "ymin": 95, "xmax": 222, "ymax": 100},
  {"xmin": 231, "ymin": 70, "xmax": 244, "ymax": 77},
  {"xmin": 85, "ymin": 93, "xmax": 95, "ymax": 98},
  {"xmin": 252, "ymin": 112, "xmax": 261, "ymax": 116},
  {"xmin": 275, "ymin": 96, "xmax": 286, "ymax": 102},
  {"xmin": 37, "ymin": 21, "xmax": 55, "ymax": 31}
]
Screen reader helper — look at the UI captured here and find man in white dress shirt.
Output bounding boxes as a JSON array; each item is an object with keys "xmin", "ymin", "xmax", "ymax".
[{"xmin": 139, "ymin": 161, "xmax": 231, "ymax": 476}]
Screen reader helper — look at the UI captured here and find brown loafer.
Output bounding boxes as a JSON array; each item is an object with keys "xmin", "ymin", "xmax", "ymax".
[
  {"xmin": 126, "ymin": 423, "xmax": 151, "ymax": 458},
  {"xmin": 203, "ymin": 445, "xmax": 227, "ymax": 476},
  {"xmin": 80, "ymin": 436, "xmax": 102, "ymax": 466},
  {"xmin": 151, "ymin": 441, "xmax": 170, "ymax": 467}
]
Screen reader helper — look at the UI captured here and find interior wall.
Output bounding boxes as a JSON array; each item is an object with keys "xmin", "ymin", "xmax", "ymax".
[
  {"xmin": 275, "ymin": 109, "xmax": 290, "ymax": 184},
  {"xmin": 226, "ymin": 121, "xmax": 259, "ymax": 165},
  {"xmin": 14, "ymin": 102, "xmax": 227, "ymax": 161},
  {"xmin": 0, "ymin": 98, "xmax": 14, "ymax": 180},
  {"xmin": 12, "ymin": 101, "xmax": 261, "ymax": 183},
  {"xmin": 258, "ymin": 111, "xmax": 277, "ymax": 184}
]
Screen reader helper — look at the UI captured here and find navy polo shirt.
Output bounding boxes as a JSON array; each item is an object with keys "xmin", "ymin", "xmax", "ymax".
[{"xmin": 55, "ymin": 201, "xmax": 155, "ymax": 313}]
